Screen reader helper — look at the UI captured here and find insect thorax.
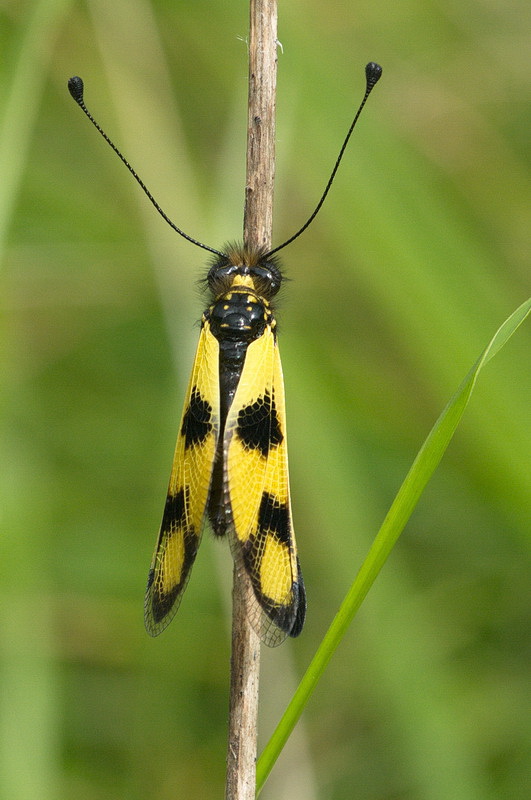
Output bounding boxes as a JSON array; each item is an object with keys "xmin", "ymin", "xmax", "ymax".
[{"xmin": 207, "ymin": 285, "xmax": 272, "ymax": 342}]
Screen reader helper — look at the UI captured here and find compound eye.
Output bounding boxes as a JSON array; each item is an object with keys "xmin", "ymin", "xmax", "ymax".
[
  {"xmin": 252, "ymin": 265, "xmax": 282, "ymax": 296},
  {"xmin": 207, "ymin": 262, "xmax": 238, "ymax": 292}
]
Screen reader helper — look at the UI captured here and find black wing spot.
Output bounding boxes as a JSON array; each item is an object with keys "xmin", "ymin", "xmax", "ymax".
[
  {"xmin": 181, "ymin": 388, "xmax": 213, "ymax": 448},
  {"xmin": 163, "ymin": 488, "xmax": 187, "ymax": 528},
  {"xmin": 149, "ymin": 579, "xmax": 180, "ymax": 624},
  {"xmin": 236, "ymin": 390, "xmax": 283, "ymax": 457},
  {"xmin": 257, "ymin": 491, "xmax": 290, "ymax": 543},
  {"xmin": 289, "ymin": 558, "xmax": 306, "ymax": 638},
  {"xmin": 147, "ymin": 488, "xmax": 197, "ymax": 624}
]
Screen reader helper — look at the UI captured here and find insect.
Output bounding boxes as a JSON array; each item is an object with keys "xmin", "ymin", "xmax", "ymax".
[{"xmin": 68, "ymin": 62, "xmax": 381, "ymax": 646}]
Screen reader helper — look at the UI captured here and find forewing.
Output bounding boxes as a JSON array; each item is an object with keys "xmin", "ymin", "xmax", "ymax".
[
  {"xmin": 144, "ymin": 322, "xmax": 220, "ymax": 636},
  {"xmin": 224, "ymin": 327, "xmax": 305, "ymax": 646}
]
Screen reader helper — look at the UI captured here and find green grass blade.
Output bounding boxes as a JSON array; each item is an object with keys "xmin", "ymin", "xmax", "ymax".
[{"xmin": 256, "ymin": 297, "xmax": 530, "ymax": 795}]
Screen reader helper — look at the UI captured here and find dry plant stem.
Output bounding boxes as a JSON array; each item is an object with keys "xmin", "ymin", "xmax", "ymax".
[
  {"xmin": 226, "ymin": 570, "xmax": 261, "ymax": 800},
  {"xmin": 225, "ymin": 1, "xmax": 278, "ymax": 799},
  {"xmin": 243, "ymin": 0, "xmax": 278, "ymax": 251}
]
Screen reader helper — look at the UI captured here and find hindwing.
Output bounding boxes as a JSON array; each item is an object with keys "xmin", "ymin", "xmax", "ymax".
[
  {"xmin": 144, "ymin": 321, "xmax": 220, "ymax": 636},
  {"xmin": 224, "ymin": 326, "xmax": 305, "ymax": 646}
]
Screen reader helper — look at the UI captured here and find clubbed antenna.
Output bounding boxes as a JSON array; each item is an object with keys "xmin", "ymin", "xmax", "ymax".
[
  {"xmin": 265, "ymin": 62, "xmax": 382, "ymax": 258},
  {"xmin": 67, "ymin": 76, "xmax": 226, "ymax": 258},
  {"xmin": 68, "ymin": 64, "xmax": 382, "ymax": 260}
]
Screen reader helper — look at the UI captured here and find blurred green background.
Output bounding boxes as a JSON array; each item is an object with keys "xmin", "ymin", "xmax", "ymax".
[{"xmin": 1, "ymin": 1, "xmax": 529, "ymax": 798}]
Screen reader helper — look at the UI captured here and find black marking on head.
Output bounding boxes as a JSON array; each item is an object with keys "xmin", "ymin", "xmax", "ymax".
[
  {"xmin": 236, "ymin": 391, "xmax": 283, "ymax": 457},
  {"xmin": 257, "ymin": 492, "xmax": 291, "ymax": 543},
  {"xmin": 204, "ymin": 243, "xmax": 283, "ymax": 300},
  {"xmin": 181, "ymin": 388, "xmax": 213, "ymax": 448}
]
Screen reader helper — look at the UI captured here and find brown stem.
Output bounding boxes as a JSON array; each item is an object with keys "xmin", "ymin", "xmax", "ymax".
[
  {"xmin": 243, "ymin": 0, "xmax": 278, "ymax": 252},
  {"xmin": 225, "ymin": 1, "xmax": 278, "ymax": 798}
]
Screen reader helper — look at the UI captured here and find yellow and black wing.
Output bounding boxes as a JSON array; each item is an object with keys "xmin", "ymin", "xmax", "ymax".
[
  {"xmin": 224, "ymin": 326, "xmax": 305, "ymax": 646},
  {"xmin": 144, "ymin": 321, "xmax": 220, "ymax": 636}
]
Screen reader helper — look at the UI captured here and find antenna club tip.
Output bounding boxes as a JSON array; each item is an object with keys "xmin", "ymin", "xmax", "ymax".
[
  {"xmin": 365, "ymin": 62, "xmax": 383, "ymax": 88},
  {"xmin": 68, "ymin": 76, "xmax": 85, "ymax": 104}
]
